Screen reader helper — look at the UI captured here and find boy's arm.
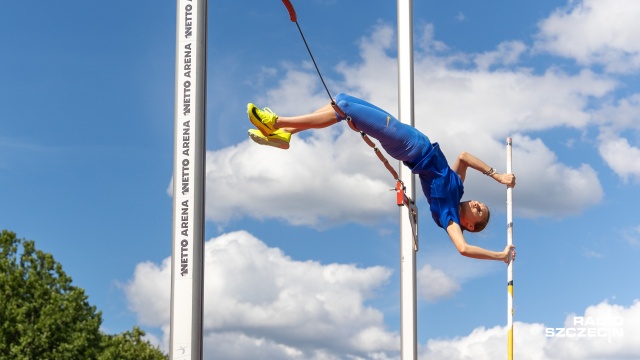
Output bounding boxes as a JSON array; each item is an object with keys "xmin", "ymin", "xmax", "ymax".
[
  {"xmin": 451, "ymin": 151, "xmax": 516, "ymax": 187},
  {"xmin": 446, "ymin": 221, "xmax": 514, "ymax": 263}
]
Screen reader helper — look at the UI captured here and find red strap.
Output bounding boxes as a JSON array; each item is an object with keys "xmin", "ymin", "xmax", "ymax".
[
  {"xmin": 331, "ymin": 102, "xmax": 346, "ymax": 118},
  {"xmin": 396, "ymin": 181, "xmax": 404, "ymax": 206},
  {"xmin": 340, "ymin": 105, "xmax": 414, "ymax": 211},
  {"xmin": 281, "ymin": 0, "xmax": 297, "ymax": 22}
]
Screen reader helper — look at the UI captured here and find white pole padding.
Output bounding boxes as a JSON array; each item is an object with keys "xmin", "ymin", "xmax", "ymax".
[
  {"xmin": 170, "ymin": 0, "xmax": 207, "ymax": 359},
  {"xmin": 397, "ymin": 0, "xmax": 417, "ymax": 359}
]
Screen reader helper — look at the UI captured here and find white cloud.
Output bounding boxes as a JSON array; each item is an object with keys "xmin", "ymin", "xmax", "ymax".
[
  {"xmin": 474, "ymin": 40, "xmax": 527, "ymax": 71},
  {"xmin": 531, "ymin": 0, "xmax": 640, "ymax": 183},
  {"xmin": 591, "ymin": 93, "xmax": 640, "ymax": 182},
  {"xmin": 422, "ymin": 323, "xmax": 546, "ymax": 360},
  {"xmin": 122, "ymin": 258, "xmax": 171, "ymax": 327},
  {"xmin": 255, "ymin": 64, "xmax": 333, "ymax": 116},
  {"xmin": 201, "ymin": 332, "xmax": 307, "ymax": 359},
  {"xmin": 124, "ymin": 237, "xmax": 640, "ymax": 360},
  {"xmin": 598, "ymin": 130, "xmax": 640, "ymax": 182},
  {"xmin": 417, "ymin": 264, "xmax": 460, "ymax": 301},
  {"xmin": 544, "ymin": 300, "xmax": 640, "ymax": 359},
  {"xmin": 534, "ymin": 0, "xmax": 640, "ymax": 73},
  {"xmin": 582, "ymin": 249, "xmax": 604, "ymax": 259},
  {"xmin": 200, "ymin": 128, "xmax": 397, "ymax": 228},
  {"xmin": 621, "ymin": 225, "xmax": 640, "ymax": 248},
  {"xmin": 593, "ymin": 94, "xmax": 640, "ymax": 131},
  {"xmin": 504, "ymin": 134, "xmax": 602, "ymax": 218},
  {"xmin": 422, "ymin": 300, "xmax": 640, "ymax": 360},
  {"xmin": 124, "ymin": 231, "xmax": 400, "ymax": 359}
]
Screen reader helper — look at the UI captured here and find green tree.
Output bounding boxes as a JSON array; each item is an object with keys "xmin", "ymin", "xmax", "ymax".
[
  {"xmin": 0, "ymin": 230, "xmax": 167, "ymax": 360},
  {"xmin": 99, "ymin": 327, "xmax": 167, "ymax": 360}
]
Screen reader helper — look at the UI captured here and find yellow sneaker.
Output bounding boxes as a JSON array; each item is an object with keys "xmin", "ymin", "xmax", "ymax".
[
  {"xmin": 248, "ymin": 128, "xmax": 291, "ymax": 149},
  {"xmin": 247, "ymin": 103, "xmax": 278, "ymax": 135}
]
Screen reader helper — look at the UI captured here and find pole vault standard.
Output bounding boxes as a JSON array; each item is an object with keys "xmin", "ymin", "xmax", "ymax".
[
  {"xmin": 397, "ymin": 0, "xmax": 418, "ymax": 359},
  {"xmin": 506, "ymin": 137, "xmax": 514, "ymax": 360},
  {"xmin": 170, "ymin": 0, "xmax": 207, "ymax": 359},
  {"xmin": 279, "ymin": 0, "xmax": 418, "ymax": 357}
]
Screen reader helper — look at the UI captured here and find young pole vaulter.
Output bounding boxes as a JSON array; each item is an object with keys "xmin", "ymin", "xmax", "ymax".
[{"xmin": 246, "ymin": 93, "xmax": 516, "ymax": 263}]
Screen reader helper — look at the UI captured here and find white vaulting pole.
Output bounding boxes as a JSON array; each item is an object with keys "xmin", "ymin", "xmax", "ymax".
[
  {"xmin": 397, "ymin": 0, "xmax": 418, "ymax": 359},
  {"xmin": 170, "ymin": 0, "xmax": 207, "ymax": 359},
  {"xmin": 506, "ymin": 137, "xmax": 514, "ymax": 360}
]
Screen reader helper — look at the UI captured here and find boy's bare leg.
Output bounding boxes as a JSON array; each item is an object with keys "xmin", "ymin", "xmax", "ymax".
[{"xmin": 275, "ymin": 103, "xmax": 338, "ymax": 134}]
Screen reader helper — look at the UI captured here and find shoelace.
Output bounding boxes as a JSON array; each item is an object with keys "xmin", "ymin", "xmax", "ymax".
[{"xmin": 260, "ymin": 107, "xmax": 277, "ymax": 120}]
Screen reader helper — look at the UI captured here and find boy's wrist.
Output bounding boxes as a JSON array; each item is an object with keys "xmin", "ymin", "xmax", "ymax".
[{"xmin": 483, "ymin": 167, "xmax": 496, "ymax": 176}]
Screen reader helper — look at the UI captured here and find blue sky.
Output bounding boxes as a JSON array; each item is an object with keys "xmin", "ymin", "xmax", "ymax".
[{"xmin": 2, "ymin": 0, "xmax": 640, "ymax": 359}]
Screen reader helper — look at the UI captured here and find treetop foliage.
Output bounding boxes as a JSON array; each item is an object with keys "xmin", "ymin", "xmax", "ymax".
[{"xmin": 0, "ymin": 230, "xmax": 167, "ymax": 360}]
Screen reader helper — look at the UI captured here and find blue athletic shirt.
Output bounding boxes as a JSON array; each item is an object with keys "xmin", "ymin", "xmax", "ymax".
[{"xmin": 404, "ymin": 143, "xmax": 464, "ymax": 229}]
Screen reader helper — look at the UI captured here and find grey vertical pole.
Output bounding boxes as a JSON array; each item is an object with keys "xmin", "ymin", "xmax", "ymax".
[
  {"xmin": 397, "ymin": 0, "xmax": 418, "ymax": 359},
  {"xmin": 170, "ymin": 0, "xmax": 207, "ymax": 359}
]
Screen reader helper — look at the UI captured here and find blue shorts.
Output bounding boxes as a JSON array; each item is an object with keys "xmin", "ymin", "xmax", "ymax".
[
  {"xmin": 334, "ymin": 93, "xmax": 432, "ymax": 162},
  {"xmin": 333, "ymin": 93, "xmax": 464, "ymax": 229}
]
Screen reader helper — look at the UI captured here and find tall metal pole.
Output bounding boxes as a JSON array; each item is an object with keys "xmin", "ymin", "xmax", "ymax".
[
  {"xmin": 397, "ymin": 0, "xmax": 418, "ymax": 359},
  {"xmin": 170, "ymin": 0, "xmax": 207, "ymax": 359},
  {"xmin": 506, "ymin": 137, "xmax": 514, "ymax": 360}
]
